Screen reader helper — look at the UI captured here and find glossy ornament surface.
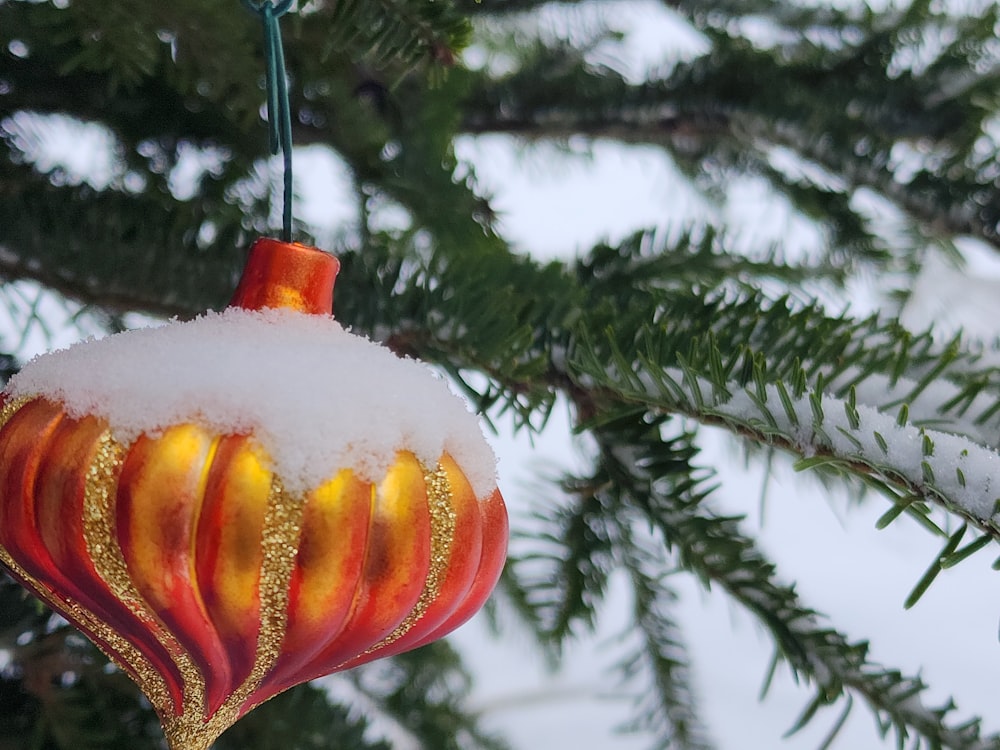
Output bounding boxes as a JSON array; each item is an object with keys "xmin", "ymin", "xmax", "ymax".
[{"xmin": 0, "ymin": 239, "xmax": 508, "ymax": 750}]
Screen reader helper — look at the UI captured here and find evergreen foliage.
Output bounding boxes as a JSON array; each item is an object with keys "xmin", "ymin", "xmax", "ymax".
[{"xmin": 2, "ymin": 0, "xmax": 1000, "ymax": 748}]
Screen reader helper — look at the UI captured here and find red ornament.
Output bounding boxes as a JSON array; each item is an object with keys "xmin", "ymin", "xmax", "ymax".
[{"xmin": 0, "ymin": 239, "xmax": 508, "ymax": 750}]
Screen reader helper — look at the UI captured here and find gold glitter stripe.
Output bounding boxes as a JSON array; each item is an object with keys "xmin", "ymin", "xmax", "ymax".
[
  {"xmin": 0, "ymin": 395, "xmax": 30, "ymax": 430},
  {"xmin": 82, "ymin": 432, "xmax": 209, "ymax": 741},
  {"xmin": 358, "ymin": 463, "xmax": 456, "ymax": 657},
  {"xmin": 0, "ymin": 545, "xmax": 173, "ymax": 707},
  {"xmin": 173, "ymin": 479, "xmax": 306, "ymax": 749},
  {"xmin": 0, "ymin": 399, "xmax": 173, "ymax": 721}
]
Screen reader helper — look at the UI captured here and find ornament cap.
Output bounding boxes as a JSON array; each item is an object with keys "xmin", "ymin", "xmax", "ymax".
[{"xmin": 229, "ymin": 238, "xmax": 339, "ymax": 315}]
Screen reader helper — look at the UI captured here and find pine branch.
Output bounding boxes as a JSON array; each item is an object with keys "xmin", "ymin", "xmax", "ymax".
[
  {"xmin": 580, "ymin": 228, "xmax": 854, "ymax": 290},
  {"xmin": 214, "ymin": 683, "xmax": 392, "ymax": 750},
  {"xmin": 585, "ymin": 415, "xmax": 995, "ymax": 750},
  {"xmin": 669, "ymin": 0, "xmax": 907, "ymax": 36},
  {"xmin": 0, "ymin": 1, "xmax": 264, "ymax": 141},
  {"xmin": 335, "ymin": 233, "xmax": 1000, "ymax": 544},
  {"xmin": 0, "ymin": 574, "xmax": 51, "ymax": 654},
  {"xmin": 618, "ymin": 540, "xmax": 714, "ymax": 750},
  {"xmin": 1, "ymin": 628, "xmax": 163, "ymax": 750},
  {"xmin": 458, "ymin": 10, "xmax": 1000, "ymax": 252},
  {"xmin": 334, "ymin": 233, "xmax": 1000, "ymax": 748},
  {"xmin": 571, "ymin": 297, "xmax": 1000, "ymax": 541},
  {"xmin": 503, "ymin": 483, "xmax": 620, "ymax": 646},
  {"xmin": 2, "ymin": 0, "xmax": 496, "ymax": 271},
  {"xmin": 346, "ymin": 643, "xmax": 510, "ymax": 750},
  {"xmin": 458, "ymin": 0, "xmax": 598, "ymax": 14},
  {"xmin": 0, "ymin": 158, "xmax": 251, "ymax": 317},
  {"xmin": 499, "ymin": 432, "xmax": 713, "ymax": 749},
  {"xmin": 309, "ymin": 0, "xmax": 473, "ymax": 68}
]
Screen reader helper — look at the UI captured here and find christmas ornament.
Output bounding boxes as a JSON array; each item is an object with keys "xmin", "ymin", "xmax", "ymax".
[{"xmin": 0, "ymin": 237, "xmax": 508, "ymax": 750}]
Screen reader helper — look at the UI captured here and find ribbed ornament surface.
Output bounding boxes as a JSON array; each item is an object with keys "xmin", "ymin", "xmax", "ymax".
[{"xmin": 0, "ymin": 239, "xmax": 508, "ymax": 750}]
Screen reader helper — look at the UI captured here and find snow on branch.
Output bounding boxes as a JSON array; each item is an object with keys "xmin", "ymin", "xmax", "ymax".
[{"xmin": 574, "ymin": 340, "xmax": 1000, "ymax": 543}]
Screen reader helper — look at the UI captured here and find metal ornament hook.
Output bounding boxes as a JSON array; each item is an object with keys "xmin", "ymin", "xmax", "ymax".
[
  {"xmin": 243, "ymin": 0, "xmax": 295, "ymax": 242},
  {"xmin": 241, "ymin": 0, "xmax": 294, "ymax": 18}
]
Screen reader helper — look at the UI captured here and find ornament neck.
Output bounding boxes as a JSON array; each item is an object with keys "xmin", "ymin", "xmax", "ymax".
[{"xmin": 228, "ymin": 238, "xmax": 339, "ymax": 315}]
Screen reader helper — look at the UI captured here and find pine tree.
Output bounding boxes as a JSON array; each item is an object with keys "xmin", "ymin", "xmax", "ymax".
[{"xmin": 2, "ymin": 0, "xmax": 1000, "ymax": 748}]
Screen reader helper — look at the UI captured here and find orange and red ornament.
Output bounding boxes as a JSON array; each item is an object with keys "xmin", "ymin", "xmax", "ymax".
[{"xmin": 0, "ymin": 238, "xmax": 508, "ymax": 750}]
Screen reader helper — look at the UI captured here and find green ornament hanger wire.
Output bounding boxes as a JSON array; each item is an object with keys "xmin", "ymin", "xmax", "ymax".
[{"xmin": 243, "ymin": 0, "xmax": 295, "ymax": 242}]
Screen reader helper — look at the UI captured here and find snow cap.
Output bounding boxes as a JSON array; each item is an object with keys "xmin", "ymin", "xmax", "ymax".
[{"xmin": 7, "ymin": 307, "xmax": 498, "ymax": 497}]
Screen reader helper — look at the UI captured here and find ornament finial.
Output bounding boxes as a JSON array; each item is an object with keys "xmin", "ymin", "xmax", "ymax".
[{"xmin": 228, "ymin": 238, "xmax": 339, "ymax": 314}]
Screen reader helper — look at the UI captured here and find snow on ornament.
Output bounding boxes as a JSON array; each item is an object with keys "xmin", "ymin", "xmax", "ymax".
[{"xmin": 0, "ymin": 238, "xmax": 508, "ymax": 750}]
